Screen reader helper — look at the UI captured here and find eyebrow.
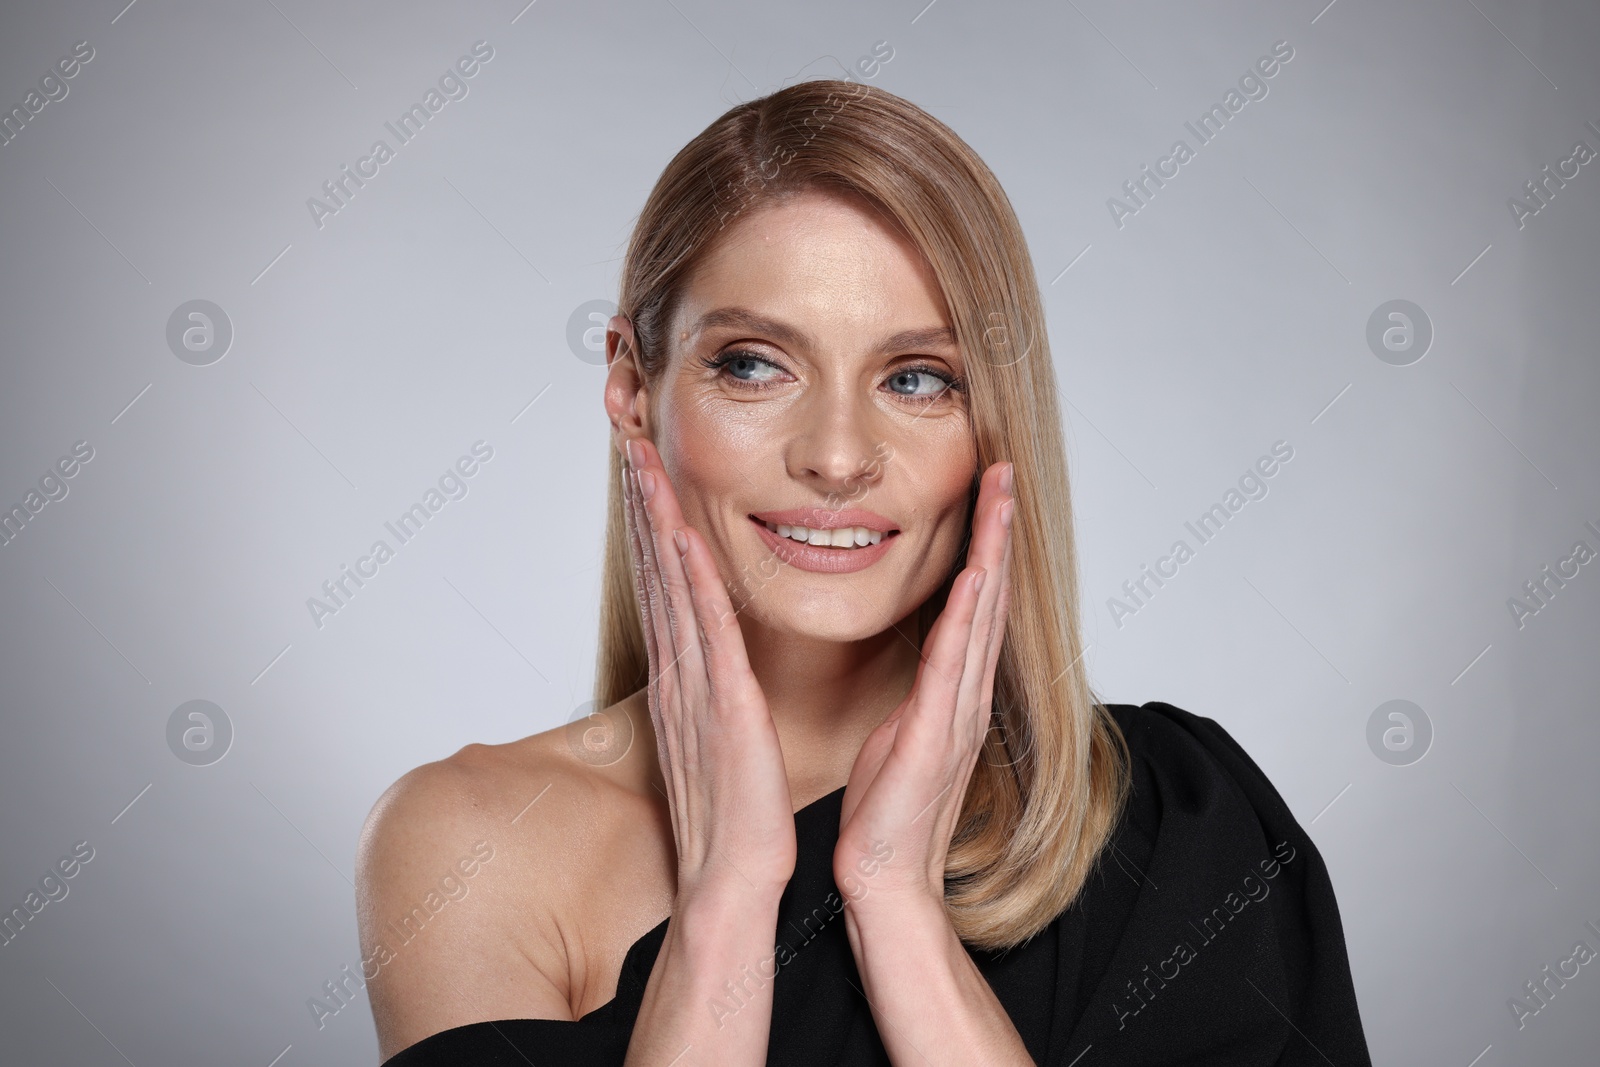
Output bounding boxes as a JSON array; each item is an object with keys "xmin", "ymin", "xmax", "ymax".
[{"xmin": 688, "ymin": 306, "xmax": 958, "ymax": 357}]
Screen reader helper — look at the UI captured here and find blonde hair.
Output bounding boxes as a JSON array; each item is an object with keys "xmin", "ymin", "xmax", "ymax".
[{"xmin": 593, "ymin": 79, "xmax": 1130, "ymax": 950}]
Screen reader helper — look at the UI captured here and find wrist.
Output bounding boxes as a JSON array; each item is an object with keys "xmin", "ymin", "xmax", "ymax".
[
  {"xmin": 844, "ymin": 890, "xmax": 964, "ymax": 972},
  {"xmin": 676, "ymin": 873, "xmax": 789, "ymax": 920},
  {"xmin": 669, "ymin": 884, "xmax": 786, "ymax": 969},
  {"xmin": 832, "ymin": 833, "xmax": 942, "ymax": 912},
  {"xmin": 660, "ymin": 890, "xmax": 786, "ymax": 1005},
  {"xmin": 844, "ymin": 883, "xmax": 940, "ymax": 927},
  {"xmin": 674, "ymin": 882, "xmax": 785, "ymax": 928}
]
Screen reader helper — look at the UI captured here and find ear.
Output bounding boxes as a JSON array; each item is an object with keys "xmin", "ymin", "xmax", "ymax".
[{"xmin": 603, "ymin": 315, "xmax": 652, "ymax": 458}]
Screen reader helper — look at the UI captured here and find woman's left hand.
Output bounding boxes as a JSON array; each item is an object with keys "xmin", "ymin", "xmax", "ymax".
[{"xmin": 833, "ymin": 460, "xmax": 1015, "ymax": 913}]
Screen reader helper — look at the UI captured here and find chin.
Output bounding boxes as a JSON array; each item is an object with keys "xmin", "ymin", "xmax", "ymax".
[
  {"xmin": 747, "ymin": 598, "xmax": 894, "ymax": 644},
  {"xmin": 732, "ymin": 566, "xmax": 917, "ymax": 638}
]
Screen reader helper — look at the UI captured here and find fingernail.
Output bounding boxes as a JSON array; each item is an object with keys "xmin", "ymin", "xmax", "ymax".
[
  {"xmin": 639, "ymin": 469, "xmax": 657, "ymax": 501},
  {"xmin": 973, "ymin": 569, "xmax": 988, "ymax": 594},
  {"xmin": 673, "ymin": 529, "xmax": 689, "ymax": 556},
  {"xmin": 999, "ymin": 463, "xmax": 1014, "ymax": 494},
  {"xmin": 625, "ymin": 438, "xmax": 643, "ymax": 469},
  {"xmin": 1000, "ymin": 499, "xmax": 1014, "ymax": 528}
]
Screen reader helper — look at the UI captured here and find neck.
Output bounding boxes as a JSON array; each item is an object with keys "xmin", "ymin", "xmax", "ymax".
[{"xmin": 739, "ymin": 617, "xmax": 920, "ymax": 802}]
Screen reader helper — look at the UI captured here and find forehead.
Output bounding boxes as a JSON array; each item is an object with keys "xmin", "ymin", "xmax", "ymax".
[{"xmin": 673, "ymin": 189, "xmax": 952, "ymax": 347}]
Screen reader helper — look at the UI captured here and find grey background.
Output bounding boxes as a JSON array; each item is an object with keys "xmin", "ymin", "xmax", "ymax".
[{"xmin": 1, "ymin": 0, "xmax": 1596, "ymax": 1063}]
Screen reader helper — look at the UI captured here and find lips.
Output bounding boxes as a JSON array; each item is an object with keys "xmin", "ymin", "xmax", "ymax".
[
  {"xmin": 747, "ymin": 516, "xmax": 899, "ymax": 574},
  {"xmin": 747, "ymin": 507, "xmax": 899, "ymax": 533}
]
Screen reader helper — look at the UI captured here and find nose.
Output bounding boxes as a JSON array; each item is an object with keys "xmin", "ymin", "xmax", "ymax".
[{"xmin": 783, "ymin": 385, "xmax": 887, "ymax": 501}]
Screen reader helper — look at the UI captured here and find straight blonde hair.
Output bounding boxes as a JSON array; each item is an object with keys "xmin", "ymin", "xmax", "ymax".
[{"xmin": 593, "ymin": 79, "xmax": 1130, "ymax": 951}]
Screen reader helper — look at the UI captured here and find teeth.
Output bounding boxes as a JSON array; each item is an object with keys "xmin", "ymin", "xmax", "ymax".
[{"xmin": 764, "ymin": 521, "xmax": 885, "ymax": 548}]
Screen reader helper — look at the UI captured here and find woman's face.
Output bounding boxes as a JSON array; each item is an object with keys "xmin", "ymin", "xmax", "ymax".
[{"xmin": 612, "ymin": 187, "xmax": 977, "ymax": 643}]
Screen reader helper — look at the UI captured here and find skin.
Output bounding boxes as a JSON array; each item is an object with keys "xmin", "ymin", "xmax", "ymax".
[{"xmin": 356, "ymin": 187, "xmax": 1028, "ymax": 1065}]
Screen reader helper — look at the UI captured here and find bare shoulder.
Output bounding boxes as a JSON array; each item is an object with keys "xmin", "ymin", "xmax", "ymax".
[{"xmin": 355, "ymin": 693, "xmax": 671, "ymax": 1061}]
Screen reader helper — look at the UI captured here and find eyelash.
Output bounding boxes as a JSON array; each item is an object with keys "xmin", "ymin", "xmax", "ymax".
[{"xmin": 700, "ymin": 349, "xmax": 965, "ymax": 401}]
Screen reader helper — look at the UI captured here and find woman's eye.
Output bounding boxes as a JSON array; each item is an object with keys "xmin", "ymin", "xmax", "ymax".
[
  {"xmin": 886, "ymin": 368, "xmax": 954, "ymax": 398},
  {"xmin": 710, "ymin": 351, "xmax": 786, "ymax": 384}
]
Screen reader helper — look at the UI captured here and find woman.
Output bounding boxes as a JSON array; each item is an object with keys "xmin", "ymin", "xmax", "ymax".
[{"xmin": 357, "ymin": 79, "xmax": 1372, "ymax": 1065}]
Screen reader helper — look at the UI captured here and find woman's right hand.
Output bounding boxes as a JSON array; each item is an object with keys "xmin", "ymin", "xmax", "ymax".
[{"xmin": 622, "ymin": 434, "xmax": 797, "ymax": 907}]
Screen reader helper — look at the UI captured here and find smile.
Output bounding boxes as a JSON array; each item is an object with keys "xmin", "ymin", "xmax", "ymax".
[
  {"xmin": 758, "ymin": 519, "xmax": 885, "ymax": 548},
  {"xmin": 747, "ymin": 515, "xmax": 900, "ymax": 574}
]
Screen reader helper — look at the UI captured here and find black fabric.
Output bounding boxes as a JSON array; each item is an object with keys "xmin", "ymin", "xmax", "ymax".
[{"xmin": 386, "ymin": 701, "xmax": 1373, "ymax": 1065}]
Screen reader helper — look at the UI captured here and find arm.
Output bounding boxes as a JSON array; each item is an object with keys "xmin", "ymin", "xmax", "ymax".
[
  {"xmin": 624, "ymin": 886, "xmax": 786, "ymax": 1066},
  {"xmin": 842, "ymin": 894, "xmax": 1033, "ymax": 1066}
]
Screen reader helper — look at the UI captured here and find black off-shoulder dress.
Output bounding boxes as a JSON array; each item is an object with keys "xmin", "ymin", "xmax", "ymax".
[{"xmin": 385, "ymin": 701, "xmax": 1373, "ymax": 1065}]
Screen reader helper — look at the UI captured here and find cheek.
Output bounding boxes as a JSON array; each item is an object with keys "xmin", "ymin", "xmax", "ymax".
[
  {"xmin": 929, "ymin": 459, "xmax": 978, "ymax": 560},
  {"xmin": 656, "ymin": 402, "xmax": 754, "ymax": 535},
  {"xmin": 900, "ymin": 434, "xmax": 975, "ymax": 526},
  {"xmin": 660, "ymin": 379, "xmax": 766, "ymax": 460}
]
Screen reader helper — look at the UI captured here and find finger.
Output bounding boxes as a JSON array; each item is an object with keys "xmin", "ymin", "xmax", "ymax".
[
  {"xmin": 633, "ymin": 441, "xmax": 710, "ymax": 704},
  {"xmin": 620, "ymin": 458, "xmax": 662, "ymax": 684},
  {"xmin": 979, "ymin": 491, "xmax": 1014, "ymax": 702},
  {"xmin": 630, "ymin": 461, "xmax": 690, "ymax": 697},
  {"xmin": 904, "ymin": 565, "xmax": 987, "ymax": 746},
  {"xmin": 965, "ymin": 463, "xmax": 1012, "ymax": 582},
  {"xmin": 960, "ymin": 464, "xmax": 1014, "ymax": 736},
  {"xmin": 626, "ymin": 457, "xmax": 676, "ymax": 692},
  {"xmin": 623, "ymin": 456, "xmax": 694, "ymax": 839},
  {"xmin": 625, "ymin": 453, "xmax": 685, "ymax": 755},
  {"xmin": 675, "ymin": 524, "xmax": 764, "ymax": 711},
  {"xmin": 984, "ymin": 465, "xmax": 1016, "ymax": 670},
  {"xmin": 972, "ymin": 493, "xmax": 1014, "ymax": 753}
]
